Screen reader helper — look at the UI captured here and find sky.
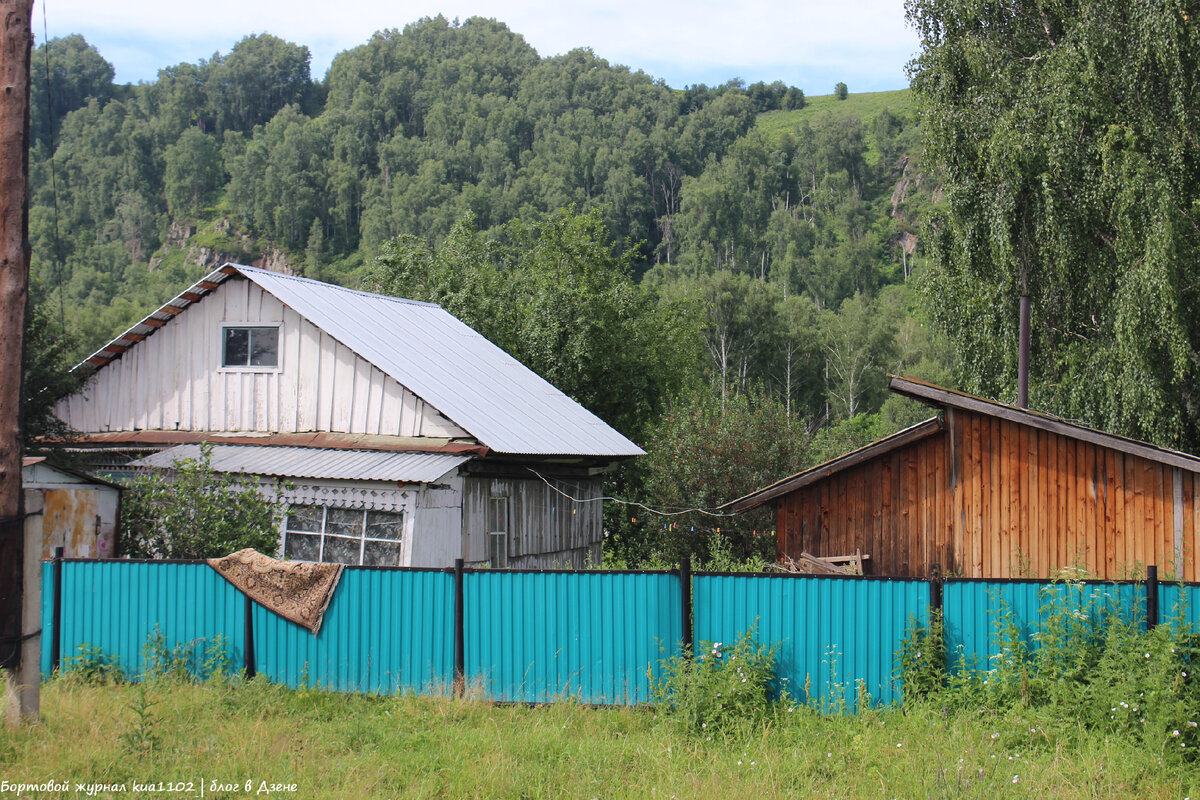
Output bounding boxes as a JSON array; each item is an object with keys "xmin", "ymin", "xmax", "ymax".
[{"xmin": 37, "ymin": 0, "xmax": 918, "ymax": 95}]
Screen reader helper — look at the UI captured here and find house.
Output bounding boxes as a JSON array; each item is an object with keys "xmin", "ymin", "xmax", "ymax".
[
  {"xmin": 726, "ymin": 376, "xmax": 1200, "ymax": 580},
  {"xmin": 55, "ymin": 263, "xmax": 643, "ymax": 568},
  {"xmin": 22, "ymin": 457, "xmax": 121, "ymax": 559}
]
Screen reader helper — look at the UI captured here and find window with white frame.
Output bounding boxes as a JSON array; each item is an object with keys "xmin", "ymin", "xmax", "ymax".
[
  {"xmin": 487, "ymin": 496, "xmax": 508, "ymax": 568},
  {"xmin": 283, "ymin": 505, "xmax": 404, "ymax": 566},
  {"xmin": 222, "ymin": 324, "xmax": 280, "ymax": 368}
]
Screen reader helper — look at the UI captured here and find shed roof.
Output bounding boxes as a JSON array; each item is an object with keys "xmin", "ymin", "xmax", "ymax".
[
  {"xmin": 890, "ymin": 376, "xmax": 1200, "ymax": 473},
  {"xmin": 723, "ymin": 418, "xmax": 944, "ymax": 513},
  {"xmin": 725, "ymin": 376, "xmax": 1200, "ymax": 513},
  {"xmin": 132, "ymin": 445, "xmax": 470, "ymax": 484},
  {"xmin": 77, "ymin": 263, "xmax": 644, "ymax": 459}
]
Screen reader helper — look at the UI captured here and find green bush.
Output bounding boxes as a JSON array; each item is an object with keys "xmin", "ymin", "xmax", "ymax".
[
  {"xmin": 898, "ymin": 580, "xmax": 1200, "ymax": 762},
  {"xmin": 652, "ymin": 628, "xmax": 777, "ymax": 733},
  {"xmin": 121, "ymin": 442, "xmax": 284, "ymax": 558}
]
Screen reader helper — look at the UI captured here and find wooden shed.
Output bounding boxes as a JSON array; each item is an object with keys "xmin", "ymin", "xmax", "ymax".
[{"xmin": 726, "ymin": 377, "xmax": 1200, "ymax": 580}]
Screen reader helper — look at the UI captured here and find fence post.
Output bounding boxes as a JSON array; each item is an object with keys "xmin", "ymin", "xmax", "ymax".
[
  {"xmin": 49, "ymin": 546, "xmax": 63, "ymax": 674},
  {"xmin": 243, "ymin": 594, "xmax": 256, "ymax": 679},
  {"xmin": 929, "ymin": 562, "xmax": 943, "ymax": 614},
  {"xmin": 1146, "ymin": 565, "xmax": 1159, "ymax": 630},
  {"xmin": 453, "ymin": 558, "xmax": 465, "ymax": 696},
  {"xmin": 680, "ymin": 556, "xmax": 693, "ymax": 658}
]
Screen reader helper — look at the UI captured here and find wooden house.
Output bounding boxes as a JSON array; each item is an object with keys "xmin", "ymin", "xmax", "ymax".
[
  {"xmin": 726, "ymin": 377, "xmax": 1200, "ymax": 580},
  {"xmin": 55, "ymin": 263, "xmax": 642, "ymax": 568}
]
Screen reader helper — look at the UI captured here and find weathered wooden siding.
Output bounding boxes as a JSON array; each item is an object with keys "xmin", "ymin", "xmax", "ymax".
[
  {"xmin": 778, "ymin": 408, "xmax": 1200, "ymax": 580},
  {"xmin": 57, "ymin": 277, "xmax": 468, "ymax": 440},
  {"xmin": 461, "ymin": 476, "xmax": 603, "ymax": 569}
]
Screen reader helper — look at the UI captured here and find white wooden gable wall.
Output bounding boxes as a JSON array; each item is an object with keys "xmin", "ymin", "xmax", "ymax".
[{"xmin": 59, "ymin": 277, "xmax": 470, "ymax": 439}]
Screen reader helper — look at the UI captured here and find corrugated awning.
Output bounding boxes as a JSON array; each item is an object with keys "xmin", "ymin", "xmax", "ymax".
[{"xmin": 131, "ymin": 445, "xmax": 471, "ymax": 484}]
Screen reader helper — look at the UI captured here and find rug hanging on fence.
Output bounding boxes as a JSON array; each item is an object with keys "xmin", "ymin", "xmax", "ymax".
[{"xmin": 207, "ymin": 549, "xmax": 343, "ymax": 634}]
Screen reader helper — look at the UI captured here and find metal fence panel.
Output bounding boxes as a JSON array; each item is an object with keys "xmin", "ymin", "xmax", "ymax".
[
  {"xmin": 692, "ymin": 574, "xmax": 929, "ymax": 709},
  {"xmin": 41, "ymin": 560, "xmax": 244, "ymax": 678},
  {"xmin": 251, "ymin": 568, "xmax": 454, "ymax": 694},
  {"xmin": 464, "ymin": 571, "xmax": 681, "ymax": 704},
  {"xmin": 944, "ymin": 580, "xmax": 1146, "ymax": 673},
  {"xmin": 1159, "ymin": 584, "xmax": 1200, "ymax": 629}
]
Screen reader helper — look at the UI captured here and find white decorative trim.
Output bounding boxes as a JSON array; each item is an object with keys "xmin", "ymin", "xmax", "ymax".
[{"xmin": 259, "ymin": 479, "xmax": 412, "ymax": 513}]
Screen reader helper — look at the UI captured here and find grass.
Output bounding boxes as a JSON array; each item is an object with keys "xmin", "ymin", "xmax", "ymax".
[
  {"xmin": 3, "ymin": 677, "xmax": 1197, "ymax": 799},
  {"xmin": 755, "ymin": 88, "xmax": 916, "ymax": 168},
  {"xmin": 757, "ymin": 88, "xmax": 915, "ymax": 135}
]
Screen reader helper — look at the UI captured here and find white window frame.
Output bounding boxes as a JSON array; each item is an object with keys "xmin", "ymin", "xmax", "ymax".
[
  {"xmin": 487, "ymin": 496, "xmax": 509, "ymax": 568},
  {"xmin": 283, "ymin": 504, "xmax": 405, "ymax": 566},
  {"xmin": 220, "ymin": 322, "xmax": 283, "ymax": 372}
]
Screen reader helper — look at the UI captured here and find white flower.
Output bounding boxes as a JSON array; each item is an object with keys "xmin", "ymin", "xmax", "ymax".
[{"xmin": 1012, "ymin": 775, "xmax": 1019, "ymax": 784}]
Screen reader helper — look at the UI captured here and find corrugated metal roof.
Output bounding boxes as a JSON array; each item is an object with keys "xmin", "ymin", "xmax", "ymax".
[
  {"xmin": 76, "ymin": 263, "xmax": 644, "ymax": 459},
  {"xmin": 132, "ymin": 445, "xmax": 470, "ymax": 483}
]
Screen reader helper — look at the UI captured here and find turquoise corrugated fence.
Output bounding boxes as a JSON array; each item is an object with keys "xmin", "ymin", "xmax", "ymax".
[
  {"xmin": 251, "ymin": 567, "xmax": 454, "ymax": 693},
  {"xmin": 464, "ymin": 571, "xmax": 681, "ymax": 704},
  {"xmin": 1159, "ymin": 583, "xmax": 1200, "ymax": 628},
  {"xmin": 943, "ymin": 580, "xmax": 1146, "ymax": 673},
  {"xmin": 41, "ymin": 560, "xmax": 245, "ymax": 678},
  {"xmin": 692, "ymin": 574, "xmax": 929, "ymax": 709},
  {"xmin": 41, "ymin": 560, "xmax": 1197, "ymax": 710}
]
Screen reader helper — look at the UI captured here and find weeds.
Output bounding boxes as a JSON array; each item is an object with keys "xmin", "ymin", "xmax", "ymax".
[
  {"xmin": 898, "ymin": 578, "xmax": 1200, "ymax": 763},
  {"xmin": 60, "ymin": 643, "xmax": 124, "ymax": 685},
  {"xmin": 118, "ymin": 682, "xmax": 161, "ymax": 757},
  {"xmin": 651, "ymin": 628, "xmax": 777, "ymax": 733}
]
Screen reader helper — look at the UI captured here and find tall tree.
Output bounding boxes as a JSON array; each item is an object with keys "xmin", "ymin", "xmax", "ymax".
[{"xmin": 908, "ymin": 0, "xmax": 1200, "ymax": 450}]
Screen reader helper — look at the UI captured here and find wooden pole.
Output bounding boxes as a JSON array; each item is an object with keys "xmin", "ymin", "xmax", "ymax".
[{"xmin": 0, "ymin": 0, "xmax": 33, "ymax": 721}]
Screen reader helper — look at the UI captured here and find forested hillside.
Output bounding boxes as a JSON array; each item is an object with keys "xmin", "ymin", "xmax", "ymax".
[{"xmin": 28, "ymin": 16, "xmax": 947, "ymax": 562}]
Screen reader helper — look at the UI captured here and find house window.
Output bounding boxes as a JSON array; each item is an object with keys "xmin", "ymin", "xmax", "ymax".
[
  {"xmin": 283, "ymin": 504, "xmax": 404, "ymax": 566},
  {"xmin": 487, "ymin": 496, "xmax": 508, "ymax": 568},
  {"xmin": 222, "ymin": 325, "xmax": 279, "ymax": 368}
]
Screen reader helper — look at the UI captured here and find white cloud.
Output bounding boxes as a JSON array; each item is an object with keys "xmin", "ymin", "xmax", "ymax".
[{"xmin": 38, "ymin": 0, "xmax": 917, "ymax": 91}]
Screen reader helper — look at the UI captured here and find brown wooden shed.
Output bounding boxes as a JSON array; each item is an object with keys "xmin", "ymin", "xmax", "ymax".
[{"xmin": 725, "ymin": 377, "xmax": 1200, "ymax": 580}]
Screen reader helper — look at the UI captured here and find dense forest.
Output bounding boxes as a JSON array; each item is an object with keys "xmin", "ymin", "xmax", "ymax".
[{"xmin": 21, "ymin": 16, "xmax": 958, "ymax": 562}]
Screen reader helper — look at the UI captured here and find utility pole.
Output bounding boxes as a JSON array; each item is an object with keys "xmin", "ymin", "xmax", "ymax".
[{"xmin": 0, "ymin": 0, "xmax": 35, "ymax": 722}]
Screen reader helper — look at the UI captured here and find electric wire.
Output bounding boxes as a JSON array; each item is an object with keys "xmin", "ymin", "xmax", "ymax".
[
  {"xmin": 39, "ymin": 5, "xmax": 68, "ymax": 331},
  {"xmin": 524, "ymin": 466, "xmax": 737, "ymax": 518}
]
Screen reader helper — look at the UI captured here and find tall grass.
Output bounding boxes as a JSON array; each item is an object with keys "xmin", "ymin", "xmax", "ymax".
[{"xmin": 2, "ymin": 675, "xmax": 1196, "ymax": 798}]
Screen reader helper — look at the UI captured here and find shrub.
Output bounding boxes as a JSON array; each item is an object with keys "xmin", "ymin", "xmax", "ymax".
[
  {"xmin": 652, "ymin": 628, "xmax": 777, "ymax": 733},
  {"xmin": 121, "ymin": 442, "xmax": 284, "ymax": 558}
]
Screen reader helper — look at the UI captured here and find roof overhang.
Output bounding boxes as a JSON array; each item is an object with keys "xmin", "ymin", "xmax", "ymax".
[
  {"xmin": 63, "ymin": 430, "xmax": 489, "ymax": 457},
  {"xmin": 722, "ymin": 417, "xmax": 945, "ymax": 513},
  {"xmin": 890, "ymin": 375, "xmax": 1200, "ymax": 474},
  {"xmin": 132, "ymin": 444, "xmax": 472, "ymax": 484}
]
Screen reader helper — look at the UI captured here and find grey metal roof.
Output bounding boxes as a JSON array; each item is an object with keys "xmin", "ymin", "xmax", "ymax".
[
  {"xmin": 84, "ymin": 263, "xmax": 643, "ymax": 458},
  {"xmin": 132, "ymin": 445, "xmax": 470, "ymax": 483}
]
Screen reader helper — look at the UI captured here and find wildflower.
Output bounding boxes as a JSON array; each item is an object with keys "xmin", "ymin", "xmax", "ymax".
[
  {"xmin": 897, "ymin": 743, "xmax": 903, "ymax": 748},
  {"xmin": 1012, "ymin": 776, "xmax": 1019, "ymax": 784},
  {"xmin": 991, "ymin": 733, "xmax": 1000, "ymax": 740},
  {"xmin": 1173, "ymin": 730, "xmax": 1181, "ymax": 737},
  {"xmin": 1145, "ymin": 653, "xmax": 1151, "ymax": 659},
  {"xmin": 737, "ymin": 760, "xmax": 743, "ymax": 766}
]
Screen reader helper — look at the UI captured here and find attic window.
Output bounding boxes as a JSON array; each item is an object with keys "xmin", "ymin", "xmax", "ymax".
[{"xmin": 222, "ymin": 325, "xmax": 279, "ymax": 368}]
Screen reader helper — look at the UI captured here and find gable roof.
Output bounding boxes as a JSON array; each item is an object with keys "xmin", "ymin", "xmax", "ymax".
[
  {"xmin": 77, "ymin": 263, "xmax": 643, "ymax": 459},
  {"xmin": 725, "ymin": 376, "xmax": 1200, "ymax": 513}
]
